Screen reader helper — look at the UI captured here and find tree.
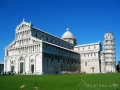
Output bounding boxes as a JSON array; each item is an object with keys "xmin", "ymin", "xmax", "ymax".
[{"xmin": 116, "ymin": 65, "xmax": 119, "ymax": 72}]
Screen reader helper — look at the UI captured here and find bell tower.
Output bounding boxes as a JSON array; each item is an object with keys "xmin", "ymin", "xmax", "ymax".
[{"xmin": 103, "ymin": 31, "xmax": 116, "ymax": 72}]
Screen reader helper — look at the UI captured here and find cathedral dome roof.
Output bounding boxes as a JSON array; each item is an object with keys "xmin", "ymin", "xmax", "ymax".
[{"xmin": 62, "ymin": 28, "xmax": 75, "ymax": 39}]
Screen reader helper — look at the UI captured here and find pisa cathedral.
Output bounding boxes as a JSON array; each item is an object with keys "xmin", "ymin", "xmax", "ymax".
[{"xmin": 4, "ymin": 19, "xmax": 116, "ymax": 74}]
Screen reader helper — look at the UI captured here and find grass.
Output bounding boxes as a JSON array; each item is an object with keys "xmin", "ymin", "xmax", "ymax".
[{"xmin": 0, "ymin": 73, "xmax": 120, "ymax": 90}]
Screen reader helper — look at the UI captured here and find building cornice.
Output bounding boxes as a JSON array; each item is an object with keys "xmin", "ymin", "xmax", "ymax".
[{"xmin": 75, "ymin": 42, "xmax": 101, "ymax": 47}]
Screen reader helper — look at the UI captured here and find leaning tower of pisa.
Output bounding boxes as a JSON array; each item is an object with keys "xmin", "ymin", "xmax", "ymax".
[{"xmin": 103, "ymin": 32, "xmax": 116, "ymax": 72}]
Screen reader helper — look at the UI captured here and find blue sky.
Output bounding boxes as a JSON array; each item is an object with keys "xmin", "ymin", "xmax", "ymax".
[{"xmin": 0, "ymin": 0, "xmax": 120, "ymax": 64}]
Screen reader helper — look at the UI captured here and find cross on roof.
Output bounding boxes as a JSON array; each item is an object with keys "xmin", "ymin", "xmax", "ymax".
[
  {"xmin": 23, "ymin": 18, "xmax": 25, "ymax": 22},
  {"xmin": 66, "ymin": 28, "xmax": 69, "ymax": 31}
]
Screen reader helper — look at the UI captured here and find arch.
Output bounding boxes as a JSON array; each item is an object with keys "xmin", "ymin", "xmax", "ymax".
[
  {"xmin": 10, "ymin": 57, "xmax": 15, "ymax": 63},
  {"xmin": 29, "ymin": 54, "xmax": 35, "ymax": 72},
  {"xmin": 9, "ymin": 57, "xmax": 16, "ymax": 73},
  {"xmin": 35, "ymin": 54, "xmax": 40, "ymax": 58},
  {"xmin": 27, "ymin": 30, "xmax": 29, "ymax": 35},
  {"xmin": 35, "ymin": 54, "xmax": 42, "ymax": 74},
  {"xmin": 29, "ymin": 55, "xmax": 35, "ymax": 60},
  {"xmin": 18, "ymin": 56, "xmax": 25, "ymax": 73},
  {"xmin": 9, "ymin": 57, "xmax": 14, "ymax": 62},
  {"xmin": 19, "ymin": 56, "xmax": 24, "ymax": 61}
]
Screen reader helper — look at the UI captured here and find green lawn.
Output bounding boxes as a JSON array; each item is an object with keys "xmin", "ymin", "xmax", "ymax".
[{"xmin": 0, "ymin": 73, "xmax": 120, "ymax": 90}]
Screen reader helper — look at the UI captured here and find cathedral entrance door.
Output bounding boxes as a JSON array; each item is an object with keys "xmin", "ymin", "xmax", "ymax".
[
  {"xmin": 20, "ymin": 62, "xmax": 24, "ymax": 73},
  {"xmin": 91, "ymin": 67, "xmax": 95, "ymax": 73},
  {"xmin": 11, "ymin": 66, "xmax": 14, "ymax": 73},
  {"xmin": 31, "ymin": 64, "xmax": 34, "ymax": 73}
]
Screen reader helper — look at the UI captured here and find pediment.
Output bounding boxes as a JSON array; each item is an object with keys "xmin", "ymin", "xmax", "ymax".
[
  {"xmin": 6, "ymin": 41, "xmax": 16, "ymax": 49},
  {"xmin": 15, "ymin": 19, "xmax": 33, "ymax": 32}
]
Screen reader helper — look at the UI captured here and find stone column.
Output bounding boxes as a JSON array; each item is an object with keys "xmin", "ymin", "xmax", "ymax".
[
  {"xmin": 30, "ymin": 46, "xmax": 31, "ymax": 53},
  {"xmin": 23, "ymin": 59, "xmax": 25, "ymax": 73},
  {"xmin": 38, "ymin": 44, "xmax": 40, "ymax": 52},
  {"xmin": 28, "ymin": 60, "xmax": 31, "ymax": 74},
  {"xmin": 15, "ymin": 59, "xmax": 18, "ymax": 74},
  {"xmin": 28, "ymin": 46, "xmax": 30, "ymax": 53},
  {"xmin": 4, "ymin": 59, "xmax": 7, "ymax": 73},
  {"xmin": 18, "ymin": 59, "xmax": 19, "ymax": 73},
  {"xmin": 36, "ymin": 45, "xmax": 38, "ymax": 52},
  {"xmin": 34, "ymin": 58, "xmax": 36, "ymax": 74}
]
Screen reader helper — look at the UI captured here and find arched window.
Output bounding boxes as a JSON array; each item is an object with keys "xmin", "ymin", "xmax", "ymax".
[
  {"xmin": 110, "ymin": 35, "xmax": 112, "ymax": 39},
  {"xmin": 84, "ymin": 54, "xmax": 85, "ymax": 57},
  {"xmin": 88, "ymin": 46, "xmax": 90, "ymax": 49},
  {"xmin": 106, "ymin": 36, "xmax": 108, "ymax": 39},
  {"xmin": 52, "ymin": 58, "xmax": 53, "ymax": 62},
  {"xmin": 58, "ymin": 58, "xmax": 59, "ymax": 63},
  {"xmin": 41, "ymin": 35, "xmax": 43, "ymax": 40},
  {"xmin": 85, "ymin": 62, "xmax": 87, "ymax": 66},
  {"xmin": 51, "ymin": 39, "xmax": 53, "ymax": 43},
  {"xmin": 36, "ymin": 33, "xmax": 37, "ymax": 37},
  {"xmin": 46, "ymin": 37, "xmax": 48, "ymax": 41},
  {"xmin": 94, "ymin": 46, "xmax": 96, "ymax": 48},
  {"xmin": 33, "ymin": 47, "xmax": 34, "ymax": 52},
  {"xmin": 106, "ymin": 41, "xmax": 107, "ymax": 44},
  {"xmin": 94, "ymin": 53, "xmax": 96, "ymax": 56},
  {"xmin": 83, "ymin": 47, "xmax": 84, "ymax": 50},
  {"xmin": 68, "ymin": 45, "xmax": 69, "ymax": 48}
]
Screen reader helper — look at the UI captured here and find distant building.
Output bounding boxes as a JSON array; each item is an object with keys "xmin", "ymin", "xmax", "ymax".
[
  {"xmin": 4, "ymin": 19, "xmax": 116, "ymax": 74},
  {"xmin": 0, "ymin": 62, "xmax": 4, "ymax": 73}
]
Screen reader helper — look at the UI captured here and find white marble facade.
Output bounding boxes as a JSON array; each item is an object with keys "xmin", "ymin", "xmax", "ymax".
[
  {"xmin": 74, "ymin": 42, "xmax": 102, "ymax": 73},
  {"xmin": 4, "ymin": 19, "xmax": 116, "ymax": 74}
]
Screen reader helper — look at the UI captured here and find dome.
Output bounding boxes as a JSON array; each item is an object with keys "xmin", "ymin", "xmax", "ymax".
[{"xmin": 62, "ymin": 28, "xmax": 75, "ymax": 39}]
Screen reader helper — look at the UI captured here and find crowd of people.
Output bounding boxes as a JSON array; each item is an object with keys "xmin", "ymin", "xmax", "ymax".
[{"xmin": 60, "ymin": 71, "xmax": 86, "ymax": 74}]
